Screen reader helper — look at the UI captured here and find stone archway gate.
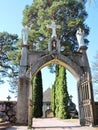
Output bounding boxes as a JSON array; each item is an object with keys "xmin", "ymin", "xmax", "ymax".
[{"xmin": 16, "ymin": 44, "xmax": 96, "ymax": 128}]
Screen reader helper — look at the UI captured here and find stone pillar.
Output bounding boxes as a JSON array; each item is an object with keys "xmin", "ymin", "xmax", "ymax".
[
  {"xmin": 16, "ymin": 77, "xmax": 29, "ymax": 125},
  {"xmin": 28, "ymin": 72, "xmax": 33, "ymax": 129},
  {"xmin": 16, "ymin": 44, "xmax": 29, "ymax": 125}
]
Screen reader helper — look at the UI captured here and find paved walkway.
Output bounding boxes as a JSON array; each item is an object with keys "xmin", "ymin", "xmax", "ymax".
[{"xmin": 4, "ymin": 118, "xmax": 98, "ymax": 130}]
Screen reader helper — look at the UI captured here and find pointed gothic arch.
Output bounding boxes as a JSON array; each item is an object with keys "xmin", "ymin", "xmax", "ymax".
[
  {"xmin": 16, "ymin": 45, "xmax": 97, "ymax": 128},
  {"xmin": 27, "ymin": 53, "xmax": 83, "ymax": 80}
]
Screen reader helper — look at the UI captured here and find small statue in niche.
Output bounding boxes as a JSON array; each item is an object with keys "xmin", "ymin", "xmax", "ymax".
[{"xmin": 52, "ymin": 40, "xmax": 57, "ymax": 51}]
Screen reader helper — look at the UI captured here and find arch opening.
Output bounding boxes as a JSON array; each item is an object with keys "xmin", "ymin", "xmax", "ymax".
[{"xmin": 41, "ymin": 65, "xmax": 78, "ymax": 117}]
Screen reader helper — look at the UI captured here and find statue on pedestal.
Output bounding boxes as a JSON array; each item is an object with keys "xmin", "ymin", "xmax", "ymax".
[
  {"xmin": 76, "ymin": 28, "xmax": 85, "ymax": 48},
  {"xmin": 22, "ymin": 25, "xmax": 31, "ymax": 45}
]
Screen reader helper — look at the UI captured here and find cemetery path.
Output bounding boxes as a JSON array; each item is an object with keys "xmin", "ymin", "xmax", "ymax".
[{"xmin": 4, "ymin": 118, "xmax": 98, "ymax": 130}]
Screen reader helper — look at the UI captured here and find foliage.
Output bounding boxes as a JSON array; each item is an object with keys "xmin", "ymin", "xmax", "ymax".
[
  {"xmin": 51, "ymin": 65, "xmax": 69, "ymax": 119},
  {"xmin": 32, "ymin": 70, "xmax": 43, "ymax": 117},
  {"xmin": 51, "ymin": 81, "xmax": 56, "ymax": 117},
  {"xmin": 22, "ymin": 0, "xmax": 89, "ymax": 52},
  {"xmin": 0, "ymin": 32, "xmax": 20, "ymax": 93}
]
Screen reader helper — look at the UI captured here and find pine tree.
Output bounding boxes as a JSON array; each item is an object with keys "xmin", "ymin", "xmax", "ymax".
[
  {"xmin": 32, "ymin": 70, "xmax": 43, "ymax": 117},
  {"xmin": 0, "ymin": 32, "xmax": 20, "ymax": 94},
  {"xmin": 22, "ymin": 0, "xmax": 89, "ymax": 51}
]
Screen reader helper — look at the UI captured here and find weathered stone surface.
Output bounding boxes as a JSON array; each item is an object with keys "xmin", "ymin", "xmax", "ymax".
[
  {"xmin": 27, "ymin": 51, "xmax": 87, "ymax": 79},
  {"xmin": 0, "ymin": 101, "xmax": 17, "ymax": 123},
  {"xmin": 16, "ymin": 77, "xmax": 29, "ymax": 125},
  {"xmin": 17, "ymin": 46, "xmax": 95, "ymax": 127}
]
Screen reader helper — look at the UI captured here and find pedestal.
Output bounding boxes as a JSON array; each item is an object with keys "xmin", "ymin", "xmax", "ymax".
[{"xmin": 16, "ymin": 77, "xmax": 29, "ymax": 125}]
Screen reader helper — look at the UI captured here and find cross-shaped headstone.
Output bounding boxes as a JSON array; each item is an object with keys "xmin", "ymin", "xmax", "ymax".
[
  {"xmin": 7, "ymin": 95, "xmax": 11, "ymax": 101},
  {"xmin": 46, "ymin": 20, "xmax": 61, "ymax": 38}
]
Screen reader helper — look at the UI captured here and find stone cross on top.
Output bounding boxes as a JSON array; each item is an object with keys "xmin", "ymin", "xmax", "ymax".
[{"xmin": 46, "ymin": 20, "xmax": 61, "ymax": 38}]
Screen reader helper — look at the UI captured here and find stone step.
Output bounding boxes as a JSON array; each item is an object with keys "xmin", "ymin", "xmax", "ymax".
[{"xmin": 0, "ymin": 122, "xmax": 11, "ymax": 129}]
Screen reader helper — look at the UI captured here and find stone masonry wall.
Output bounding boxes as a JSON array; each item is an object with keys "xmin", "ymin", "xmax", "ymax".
[{"xmin": 0, "ymin": 101, "xmax": 17, "ymax": 123}]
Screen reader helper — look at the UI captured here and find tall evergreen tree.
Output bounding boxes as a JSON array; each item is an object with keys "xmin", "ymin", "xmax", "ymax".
[
  {"xmin": 51, "ymin": 82, "xmax": 56, "ymax": 117},
  {"xmin": 32, "ymin": 70, "xmax": 43, "ymax": 117},
  {"xmin": 57, "ymin": 65, "xmax": 69, "ymax": 119},
  {"xmin": 51, "ymin": 65, "xmax": 59, "ymax": 117},
  {"xmin": 52, "ymin": 65, "xmax": 69, "ymax": 119}
]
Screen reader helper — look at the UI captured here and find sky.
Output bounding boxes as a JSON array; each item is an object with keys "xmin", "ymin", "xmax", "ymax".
[{"xmin": 0, "ymin": 0, "xmax": 98, "ymax": 108}]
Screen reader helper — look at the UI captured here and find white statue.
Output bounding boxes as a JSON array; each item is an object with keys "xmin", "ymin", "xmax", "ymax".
[
  {"xmin": 22, "ymin": 25, "xmax": 31, "ymax": 45},
  {"xmin": 46, "ymin": 20, "xmax": 61, "ymax": 38},
  {"xmin": 76, "ymin": 28, "xmax": 85, "ymax": 47}
]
